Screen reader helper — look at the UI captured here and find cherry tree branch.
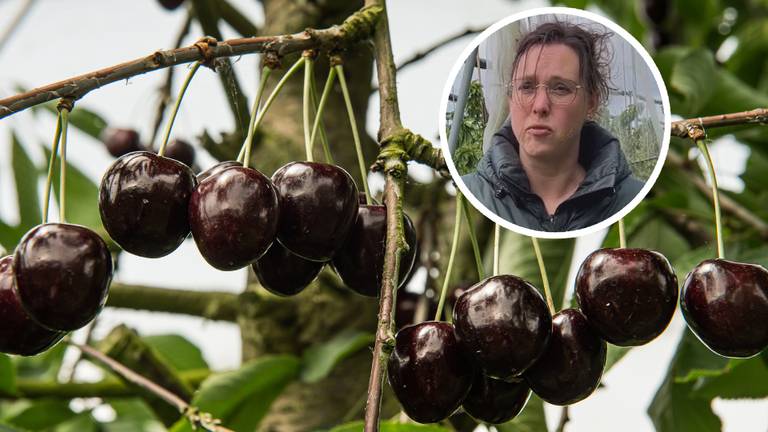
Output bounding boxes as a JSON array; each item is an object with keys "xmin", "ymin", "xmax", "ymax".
[
  {"xmin": 670, "ymin": 108, "xmax": 768, "ymax": 138},
  {"xmin": 0, "ymin": 5, "xmax": 383, "ymax": 119},
  {"xmin": 106, "ymin": 282, "xmax": 240, "ymax": 322}
]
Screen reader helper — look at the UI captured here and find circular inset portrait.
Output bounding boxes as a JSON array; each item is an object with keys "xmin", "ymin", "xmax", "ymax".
[{"xmin": 440, "ymin": 7, "xmax": 670, "ymax": 239}]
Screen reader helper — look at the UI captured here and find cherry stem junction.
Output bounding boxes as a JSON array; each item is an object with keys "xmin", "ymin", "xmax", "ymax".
[
  {"xmin": 493, "ymin": 223, "xmax": 500, "ymax": 276},
  {"xmin": 618, "ymin": 218, "xmax": 626, "ymax": 249},
  {"xmin": 158, "ymin": 61, "xmax": 201, "ymax": 157},
  {"xmin": 240, "ymin": 66, "xmax": 272, "ymax": 168},
  {"xmin": 310, "ymin": 67, "xmax": 337, "ymax": 165},
  {"xmin": 460, "ymin": 196, "xmax": 483, "ymax": 279},
  {"xmin": 434, "ymin": 193, "xmax": 463, "ymax": 321},
  {"xmin": 303, "ymin": 56, "xmax": 314, "ymax": 162},
  {"xmin": 336, "ymin": 64, "xmax": 371, "ymax": 205},
  {"xmin": 42, "ymin": 113, "xmax": 63, "ymax": 224},
  {"xmin": 59, "ymin": 108, "xmax": 70, "ymax": 223},
  {"xmin": 531, "ymin": 237, "xmax": 555, "ymax": 314},
  {"xmin": 696, "ymin": 139, "xmax": 725, "ymax": 259}
]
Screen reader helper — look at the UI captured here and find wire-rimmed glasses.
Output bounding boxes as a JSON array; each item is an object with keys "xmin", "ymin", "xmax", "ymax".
[{"xmin": 506, "ymin": 78, "xmax": 583, "ymax": 106}]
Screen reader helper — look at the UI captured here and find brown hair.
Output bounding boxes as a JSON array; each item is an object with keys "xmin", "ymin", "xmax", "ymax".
[{"xmin": 511, "ymin": 20, "xmax": 613, "ymax": 107}]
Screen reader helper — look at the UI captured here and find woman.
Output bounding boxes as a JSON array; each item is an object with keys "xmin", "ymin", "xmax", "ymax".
[{"xmin": 461, "ymin": 21, "xmax": 643, "ymax": 232}]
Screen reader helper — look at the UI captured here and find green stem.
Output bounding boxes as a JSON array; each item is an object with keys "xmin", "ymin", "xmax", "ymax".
[
  {"xmin": 618, "ymin": 218, "xmax": 626, "ymax": 249},
  {"xmin": 59, "ymin": 109, "xmax": 70, "ymax": 223},
  {"xmin": 335, "ymin": 64, "xmax": 371, "ymax": 204},
  {"xmin": 531, "ymin": 237, "xmax": 555, "ymax": 315},
  {"xmin": 696, "ymin": 139, "xmax": 725, "ymax": 259},
  {"xmin": 460, "ymin": 197, "xmax": 483, "ymax": 279},
  {"xmin": 239, "ymin": 66, "xmax": 272, "ymax": 168},
  {"xmin": 42, "ymin": 113, "xmax": 62, "ymax": 224},
  {"xmin": 434, "ymin": 193, "xmax": 463, "ymax": 321},
  {"xmin": 310, "ymin": 68, "xmax": 337, "ymax": 165},
  {"xmin": 303, "ymin": 57, "xmax": 314, "ymax": 162},
  {"xmin": 493, "ymin": 224, "xmax": 500, "ymax": 276},
  {"xmin": 309, "ymin": 69, "xmax": 332, "ymax": 164},
  {"xmin": 236, "ymin": 57, "xmax": 306, "ymax": 163},
  {"xmin": 158, "ymin": 61, "xmax": 202, "ymax": 156}
]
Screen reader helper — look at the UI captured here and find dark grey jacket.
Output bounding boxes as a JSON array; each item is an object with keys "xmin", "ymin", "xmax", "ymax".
[{"xmin": 461, "ymin": 120, "xmax": 644, "ymax": 232}]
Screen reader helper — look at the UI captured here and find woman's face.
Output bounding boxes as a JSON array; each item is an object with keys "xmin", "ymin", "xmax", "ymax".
[{"xmin": 509, "ymin": 43, "xmax": 596, "ymax": 164}]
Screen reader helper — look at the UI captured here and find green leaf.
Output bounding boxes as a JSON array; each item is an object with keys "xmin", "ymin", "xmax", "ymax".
[
  {"xmin": 0, "ymin": 220, "xmax": 22, "ymax": 252},
  {"xmin": 11, "ymin": 133, "xmax": 40, "ymax": 233},
  {"xmin": 13, "ymin": 342, "xmax": 67, "ymax": 381},
  {"xmin": 495, "ymin": 394, "xmax": 547, "ymax": 432},
  {"xmin": 169, "ymin": 355, "xmax": 300, "ymax": 432},
  {"xmin": 663, "ymin": 48, "xmax": 717, "ymax": 116},
  {"xmin": 0, "ymin": 355, "xmax": 16, "ymax": 395},
  {"xmin": 329, "ymin": 421, "xmax": 450, "ymax": 432},
  {"xmin": 142, "ymin": 335, "xmax": 209, "ymax": 372},
  {"xmin": 301, "ymin": 329, "xmax": 374, "ymax": 383},
  {"xmin": 691, "ymin": 356, "xmax": 768, "ymax": 400},
  {"xmin": 3, "ymin": 400, "xmax": 76, "ymax": 430},
  {"xmin": 604, "ymin": 345, "xmax": 632, "ymax": 372},
  {"xmin": 104, "ymin": 399, "xmax": 165, "ymax": 432},
  {"xmin": 40, "ymin": 103, "xmax": 107, "ymax": 141},
  {"xmin": 51, "ymin": 413, "xmax": 98, "ymax": 432}
]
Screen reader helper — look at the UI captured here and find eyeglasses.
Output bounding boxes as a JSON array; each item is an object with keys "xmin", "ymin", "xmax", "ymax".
[{"xmin": 506, "ymin": 79, "xmax": 583, "ymax": 106}]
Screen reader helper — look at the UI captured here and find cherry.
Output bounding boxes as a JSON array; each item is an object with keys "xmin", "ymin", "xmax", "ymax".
[
  {"xmin": 331, "ymin": 205, "xmax": 417, "ymax": 297},
  {"xmin": 13, "ymin": 224, "xmax": 113, "ymax": 332},
  {"xmin": 189, "ymin": 166, "xmax": 279, "ymax": 271},
  {"xmin": 101, "ymin": 128, "xmax": 143, "ymax": 158},
  {"xmin": 163, "ymin": 138, "xmax": 196, "ymax": 168},
  {"xmin": 523, "ymin": 308, "xmax": 606, "ymax": 405},
  {"xmin": 575, "ymin": 248, "xmax": 678, "ymax": 346},
  {"xmin": 272, "ymin": 161, "xmax": 358, "ymax": 262},
  {"xmin": 0, "ymin": 256, "xmax": 64, "ymax": 356},
  {"xmin": 158, "ymin": 0, "xmax": 185, "ymax": 10},
  {"xmin": 197, "ymin": 161, "xmax": 241, "ymax": 183},
  {"xmin": 99, "ymin": 151, "xmax": 197, "ymax": 258},
  {"xmin": 387, "ymin": 321, "xmax": 474, "ymax": 423},
  {"xmin": 462, "ymin": 373, "xmax": 530, "ymax": 424},
  {"xmin": 680, "ymin": 259, "xmax": 768, "ymax": 358},
  {"xmin": 252, "ymin": 241, "xmax": 324, "ymax": 296},
  {"xmin": 453, "ymin": 275, "xmax": 552, "ymax": 379}
]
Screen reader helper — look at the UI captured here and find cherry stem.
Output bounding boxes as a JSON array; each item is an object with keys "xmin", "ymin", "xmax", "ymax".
[
  {"xmin": 239, "ymin": 66, "xmax": 272, "ymax": 168},
  {"xmin": 310, "ymin": 67, "xmax": 337, "ymax": 165},
  {"xmin": 696, "ymin": 139, "xmax": 725, "ymax": 259},
  {"xmin": 335, "ymin": 64, "xmax": 371, "ymax": 205},
  {"xmin": 531, "ymin": 237, "xmax": 555, "ymax": 314},
  {"xmin": 66, "ymin": 339, "xmax": 234, "ymax": 432},
  {"xmin": 236, "ymin": 57, "xmax": 306, "ymax": 163},
  {"xmin": 435, "ymin": 193, "xmax": 463, "ymax": 321},
  {"xmin": 618, "ymin": 218, "xmax": 626, "ymax": 249},
  {"xmin": 303, "ymin": 57, "xmax": 314, "ymax": 162},
  {"xmin": 307, "ymin": 61, "xmax": 333, "ymax": 164},
  {"xmin": 42, "ymin": 113, "xmax": 63, "ymax": 224},
  {"xmin": 460, "ymin": 196, "xmax": 483, "ymax": 279},
  {"xmin": 158, "ymin": 61, "xmax": 201, "ymax": 157},
  {"xmin": 493, "ymin": 223, "xmax": 500, "ymax": 276},
  {"xmin": 58, "ymin": 108, "xmax": 70, "ymax": 223}
]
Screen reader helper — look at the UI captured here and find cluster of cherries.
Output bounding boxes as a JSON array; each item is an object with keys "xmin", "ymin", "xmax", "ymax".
[
  {"xmin": 388, "ymin": 242, "xmax": 768, "ymax": 424},
  {"xmin": 98, "ymin": 129, "xmax": 418, "ymax": 298}
]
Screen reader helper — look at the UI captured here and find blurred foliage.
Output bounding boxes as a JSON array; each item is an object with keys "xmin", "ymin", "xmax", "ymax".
[
  {"xmin": 597, "ymin": 103, "xmax": 660, "ymax": 181},
  {"xmin": 447, "ymin": 81, "xmax": 487, "ymax": 175}
]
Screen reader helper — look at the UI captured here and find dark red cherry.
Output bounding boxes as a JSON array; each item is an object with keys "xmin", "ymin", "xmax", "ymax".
[
  {"xmin": 163, "ymin": 139, "xmax": 196, "ymax": 168},
  {"xmin": 189, "ymin": 167, "xmax": 279, "ymax": 271},
  {"xmin": 575, "ymin": 248, "xmax": 678, "ymax": 346},
  {"xmin": 462, "ymin": 373, "xmax": 530, "ymax": 424},
  {"xmin": 252, "ymin": 242, "xmax": 324, "ymax": 296},
  {"xmin": 680, "ymin": 259, "xmax": 768, "ymax": 358},
  {"xmin": 331, "ymin": 205, "xmax": 417, "ymax": 297},
  {"xmin": 13, "ymin": 224, "xmax": 113, "ymax": 332},
  {"xmin": 99, "ymin": 151, "xmax": 197, "ymax": 258},
  {"xmin": 272, "ymin": 162, "xmax": 358, "ymax": 261},
  {"xmin": 101, "ymin": 128, "xmax": 143, "ymax": 158},
  {"xmin": 524, "ymin": 308, "xmax": 606, "ymax": 405},
  {"xmin": 453, "ymin": 275, "xmax": 552, "ymax": 379},
  {"xmin": 158, "ymin": 0, "xmax": 185, "ymax": 10},
  {"xmin": 0, "ymin": 256, "xmax": 64, "ymax": 355},
  {"xmin": 197, "ymin": 161, "xmax": 242, "ymax": 183},
  {"xmin": 387, "ymin": 321, "xmax": 474, "ymax": 424}
]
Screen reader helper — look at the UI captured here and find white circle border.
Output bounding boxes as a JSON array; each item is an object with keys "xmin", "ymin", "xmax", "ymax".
[{"xmin": 438, "ymin": 6, "xmax": 672, "ymax": 240}]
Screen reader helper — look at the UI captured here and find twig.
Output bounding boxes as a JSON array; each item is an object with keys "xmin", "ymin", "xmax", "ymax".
[
  {"xmin": 555, "ymin": 406, "xmax": 570, "ymax": 432},
  {"xmin": 396, "ymin": 27, "xmax": 485, "ymax": 72},
  {"xmin": 0, "ymin": 5, "xmax": 383, "ymax": 119},
  {"xmin": 670, "ymin": 108, "xmax": 768, "ymax": 138},
  {"xmin": 0, "ymin": 0, "xmax": 35, "ymax": 53},
  {"xmin": 106, "ymin": 282, "xmax": 240, "ymax": 321}
]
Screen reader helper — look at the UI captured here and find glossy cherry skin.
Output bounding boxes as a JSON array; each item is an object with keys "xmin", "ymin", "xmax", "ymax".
[
  {"xmin": 197, "ymin": 161, "xmax": 241, "ymax": 183},
  {"xmin": 0, "ymin": 256, "xmax": 64, "ymax": 355},
  {"xmin": 575, "ymin": 248, "xmax": 678, "ymax": 346},
  {"xmin": 189, "ymin": 166, "xmax": 279, "ymax": 271},
  {"xmin": 272, "ymin": 162, "xmax": 359, "ymax": 262},
  {"xmin": 524, "ymin": 308, "xmax": 606, "ymax": 405},
  {"xmin": 13, "ymin": 224, "xmax": 113, "ymax": 332},
  {"xmin": 387, "ymin": 321, "xmax": 474, "ymax": 424},
  {"xmin": 680, "ymin": 259, "xmax": 768, "ymax": 358},
  {"xmin": 462, "ymin": 373, "xmax": 531, "ymax": 424},
  {"xmin": 252, "ymin": 242, "xmax": 324, "ymax": 296},
  {"xmin": 101, "ymin": 128, "xmax": 143, "ymax": 158},
  {"xmin": 100, "ymin": 151, "xmax": 197, "ymax": 258},
  {"xmin": 163, "ymin": 139, "xmax": 196, "ymax": 168},
  {"xmin": 332, "ymin": 205, "xmax": 417, "ymax": 297},
  {"xmin": 453, "ymin": 275, "xmax": 552, "ymax": 379}
]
